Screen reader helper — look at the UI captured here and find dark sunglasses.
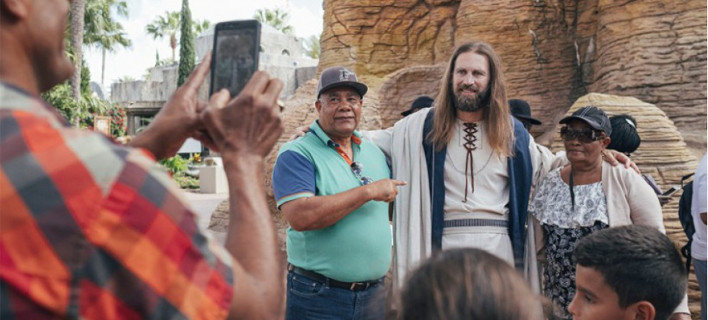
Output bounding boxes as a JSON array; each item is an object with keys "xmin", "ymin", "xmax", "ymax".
[
  {"xmin": 351, "ymin": 161, "xmax": 374, "ymax": 185},
  {"xmin": 560, "ymin": 127, "xmax": 605, "ymax": 143}
]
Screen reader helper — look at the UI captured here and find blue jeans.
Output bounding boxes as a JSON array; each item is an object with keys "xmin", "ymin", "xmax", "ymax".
[
  {"xmin": 285, "ymin": 270, "xmax": 386, "ymax": 320},
  {"xmin": 695, "ymin": 259, "xmax": 707, "ymax": 320}
]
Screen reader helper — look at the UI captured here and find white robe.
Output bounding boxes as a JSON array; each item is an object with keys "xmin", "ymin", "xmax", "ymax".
[{"xmin": 364, "ymin": 108, "xmax": 558, "ymax": 293}]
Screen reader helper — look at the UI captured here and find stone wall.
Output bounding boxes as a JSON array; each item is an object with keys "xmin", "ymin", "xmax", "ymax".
[
  {"xmin": 112, "ymin": 26, "xmax": 319, "ymax": 132},
  {"xmin": 377, "ymin": 65, "xmax": 444, "ymax": 128},
  {"xmin": 584, "ymin": 0, "xmax": 706, "ymax": 155},
  {"xmin": 318, "ymin": 0, "xmax": 459, "ymax": 89},
  {"xmin": 318, "ymin": 0, "xmax": 706, "ymax": 156},
  {"xmin": 110, "ymin": 65, "xmax": 179, "ymax": 103}
]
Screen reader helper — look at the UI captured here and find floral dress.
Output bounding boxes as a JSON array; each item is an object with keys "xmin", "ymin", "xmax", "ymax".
[{"xmin": 529, "ymin": 168, "xmax": 609, "ymax": 319}]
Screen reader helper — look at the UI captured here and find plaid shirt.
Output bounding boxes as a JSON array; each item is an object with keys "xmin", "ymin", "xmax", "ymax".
[{"xmin": 0, "ymin": 83, "xmax": 234, "ymax": 319}]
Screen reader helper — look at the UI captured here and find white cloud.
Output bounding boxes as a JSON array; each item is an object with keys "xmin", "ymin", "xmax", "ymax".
[
  {"xmin": 84, "ymin": 0, "xmax": 322, "ymax": 92},
  {"xmin": 288, "ymin": 4, "xmax": 323, "ymax": 39}
]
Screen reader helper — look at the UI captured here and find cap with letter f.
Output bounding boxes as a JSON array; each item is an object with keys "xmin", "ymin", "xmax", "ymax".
[{"xmin": 316, "ymin": 66, "xmax": 368, "ymax": 99}]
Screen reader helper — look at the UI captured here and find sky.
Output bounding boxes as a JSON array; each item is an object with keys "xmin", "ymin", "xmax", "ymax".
[{"xmin": 84, "ymin": 0, "xmax": 323, "ymax": 90}]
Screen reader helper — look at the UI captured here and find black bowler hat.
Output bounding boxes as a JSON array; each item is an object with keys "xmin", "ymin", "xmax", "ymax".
[
  {"xmin": 401, "ymin": 96, "xmax": 434, "ymax": 116},
  {"xmin": 509, "ymin": 99, "xmax": 542, "ymax": 126}
]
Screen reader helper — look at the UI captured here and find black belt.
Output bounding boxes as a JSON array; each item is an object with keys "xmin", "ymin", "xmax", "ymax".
[{"xmin": 288, "ymin": 264, "xmax": 382, "ymax": 291}]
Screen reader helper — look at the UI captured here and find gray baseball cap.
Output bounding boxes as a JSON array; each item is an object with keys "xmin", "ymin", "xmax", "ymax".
[
  {"xmin": 316, "ymin": 66, "xmax": 368, "ymax": 99},
  {"xmin": 560, "ymin": 106, "xmax": 612, "ymax": 135}
]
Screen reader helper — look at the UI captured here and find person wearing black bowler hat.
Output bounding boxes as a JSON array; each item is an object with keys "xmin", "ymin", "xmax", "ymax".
[
  {"xmin": 401, "ymin": 96, "xmax": 434, "ymax": 117},
  {"xmin": 509, "ymin": 99, "xmax": 542, "ymax": 132}
]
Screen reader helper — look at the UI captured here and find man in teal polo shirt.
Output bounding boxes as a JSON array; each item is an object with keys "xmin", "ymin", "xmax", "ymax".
[{"xmin": 273, "ymin": 66, "xmax": 405, "ymax": 320}]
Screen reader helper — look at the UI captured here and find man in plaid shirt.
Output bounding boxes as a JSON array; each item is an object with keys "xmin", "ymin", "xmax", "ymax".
[{"xmin": 0, "ymin": 0, "xmax": 285, "ymax": 318}]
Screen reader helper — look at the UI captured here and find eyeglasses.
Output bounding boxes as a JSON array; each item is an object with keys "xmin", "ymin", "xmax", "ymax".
[
  {"xmin": 351, "ymin": 161, "xmax": 373, "ymax": 185},
  {"xmin": 560, "ymin": 127, "xmax": 605, "ymax": 143}
]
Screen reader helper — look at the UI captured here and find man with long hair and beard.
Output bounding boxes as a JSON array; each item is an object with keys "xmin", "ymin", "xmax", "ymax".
[{"xmin": 362, "ymin": 41, "xmax": 632, "ymax": 300}]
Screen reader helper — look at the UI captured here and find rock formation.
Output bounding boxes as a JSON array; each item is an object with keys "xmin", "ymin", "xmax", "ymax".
[{"xmin": 319, "ymin": 0, "xmax": 706, "ymax": 156}]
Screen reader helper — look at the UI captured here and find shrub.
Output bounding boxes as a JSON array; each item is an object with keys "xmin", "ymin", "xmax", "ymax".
[
  {"xmin": 174, "ymin": 172, "xmax": 199, "ymax": 189},
  {"xmin": 42, "ymin": 83, "xmax": 127, "ymax": 137},
  {"xmin": 159, "ymin": 155, "xmax": 188, "ymax": 175}
]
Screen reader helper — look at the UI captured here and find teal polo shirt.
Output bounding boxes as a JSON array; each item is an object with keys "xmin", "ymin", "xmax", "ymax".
[{"xmin": 272, "ymin": 121, "xmax": 392, "ymax": 282}]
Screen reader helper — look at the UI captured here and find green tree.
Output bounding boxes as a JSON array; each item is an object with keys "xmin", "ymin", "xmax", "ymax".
[
  {"xmin": 303, "ymin": 35, "xmax": 320, "ymax": 59},
  {"xmin": 84, "ymin": 0, "xmax": 132, "ymax": 86},
  {"xmin": 146, "ymin": 11, "xmax": 180, "ymax": 61},
  {"xmin": 193, "ymin": 19, "xmax": 211, "ymax": 35},
  {"xmin": 177, "ymin": 0, "xmax": 194, "ymax": 86},
  {"xmin": 43, "ymin": 60, "xmax": 92, "ymax": 124},
  {"xmin": 80, "ymin": 59, "xmax": 91, "ymax": 97},
  {"xmin": 254, "ymin": 8, "xmax": 294, "ymax": 34}
]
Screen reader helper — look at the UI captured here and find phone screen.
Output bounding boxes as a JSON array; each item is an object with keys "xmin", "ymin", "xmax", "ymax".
[{"xmin": 210, "ymin": 20, "xmax": 260, "ymax": 97}]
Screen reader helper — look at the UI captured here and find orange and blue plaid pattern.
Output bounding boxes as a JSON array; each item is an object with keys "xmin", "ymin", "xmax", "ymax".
[{"xmin": 0, "ymin": 83, "xmax": 234, "ymax": 319}]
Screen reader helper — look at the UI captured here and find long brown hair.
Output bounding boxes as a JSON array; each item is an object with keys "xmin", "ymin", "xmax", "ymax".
[{"xmin": 427, "ymin": 41, "xmax": 513, "ymax": 156}]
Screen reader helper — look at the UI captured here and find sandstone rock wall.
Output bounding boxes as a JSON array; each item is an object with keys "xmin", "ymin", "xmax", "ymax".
[
  {"xmin": 583, "ymin": 0, "xmax": 707, "ymax": 154},
  {"xmin": 319, "ymin": 0, "xmax": 459, "ymax": 89},
  {"xmin": 377, "ymin": 65, "xmax": 444, "ymax": 127},
  {"xmin": 318, "ymin": 0, "xmax": 706, "ymax": 155}
]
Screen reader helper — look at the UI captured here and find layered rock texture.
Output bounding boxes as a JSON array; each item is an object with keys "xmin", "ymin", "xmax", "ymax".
[{"xmin": 318, "ymin": 0, "xmax": 706, "ymax": 155}]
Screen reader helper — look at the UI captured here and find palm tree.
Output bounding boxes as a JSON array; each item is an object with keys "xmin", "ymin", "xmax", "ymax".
[
  {"xmin": 84, "ymin": 0, "xmax": 132, "ymax": 86},
  {"xmin": 303, "ymin": 35, "xmax": 320, "ymax": 59},
  {"xmin": 254, "ymin": 8, "xmax": 294, "ymax": 34},
  {"xmin": 70, "ymin": 0, "xmax": 86, "ymax": 101},
  {"xmin": 193, "ymin": 19, "xmax": 211, "ymax": 36},
  {"xmin": 146, "ymin": 11, "xmax": 180, "ymax": 61}
]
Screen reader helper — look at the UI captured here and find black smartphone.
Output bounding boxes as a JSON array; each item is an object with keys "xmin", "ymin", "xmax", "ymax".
[
  {"xmin": 661, "ymin": 185, "xmax": 680, "ymax": 197},
  {"xmin": 209, "ymin": 20, "xmax": 261, "ymax": 97}
]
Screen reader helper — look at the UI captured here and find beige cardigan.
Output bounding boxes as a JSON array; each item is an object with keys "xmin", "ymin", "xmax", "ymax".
[
  {"xmin": 600, "ymin": 161, "xmax": 664, "ymax": 230},
  {"xmin": 531, "ymin": 161, "xmax": 689, "ymax": 314}
]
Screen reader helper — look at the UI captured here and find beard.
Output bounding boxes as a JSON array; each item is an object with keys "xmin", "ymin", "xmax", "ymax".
[{"xmin": 454, "ymin": 85, "xmax": 490, "ymax": 112}]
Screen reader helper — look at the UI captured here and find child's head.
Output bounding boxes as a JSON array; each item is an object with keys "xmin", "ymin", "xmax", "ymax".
[
  {"xmin": 569, "ymin": 225, "xmax": 686, "ymax": 320},
  {"xmin": 399, "ymin": 248, "xmax": 542, "ymax": 320}
]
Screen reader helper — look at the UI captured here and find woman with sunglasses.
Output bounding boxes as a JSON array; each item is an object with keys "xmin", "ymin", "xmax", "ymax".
[{"xmin": 527, "ymin": 106, "xmax": 688, "ymax": 319}]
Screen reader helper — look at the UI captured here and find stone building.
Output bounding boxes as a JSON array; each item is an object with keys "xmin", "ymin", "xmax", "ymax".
[{"xmin": 111, "ymin": 24, "xmax": 318, "ymax": 135}]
